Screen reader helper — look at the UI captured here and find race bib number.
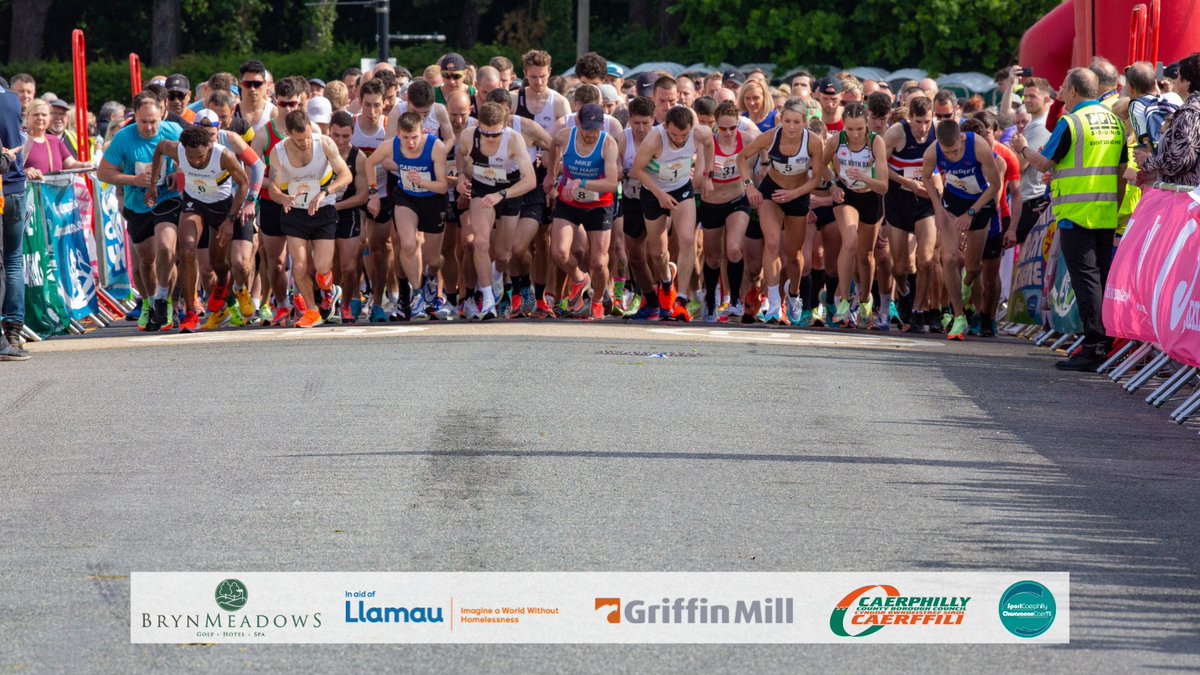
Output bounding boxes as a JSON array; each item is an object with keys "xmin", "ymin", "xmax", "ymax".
[
  {"xmin": 289, "ymin": 181, "xmax": 316, "ymax": 208},
  {"xmin": 713, "ymin": 156, "xmax": 739, "ymax": 181},
  {"xmin": 902, "ymin": 166, "xmax": 925, "ymax": 191},
  {"xmin": 186, "ymin": 174, "xmax": 219, "ymax": 197},
  {"xmin": 475, "ymin": 165, "xmax": 506, "ymax": 184},
  {"xmin": 945, "ymin": 171, "xmax": 983, "ymax": 195},
  {"xmin": 623, "ymin": 178, "xmax": 642, "ymax": 199},
  {"xmin": 771, "ymin": 158, "xmax": 807, "ymax": 176},
  {"xmin": 570, "ymin": 187, "xmax": 601, "ymax": 203},
  {"xmin": 401, "ymin": 170, "xmax": 433, "ymax": 193},
  {"xmin": 658, "ymin": 157, "xmax": 693, "ymax": 182}
]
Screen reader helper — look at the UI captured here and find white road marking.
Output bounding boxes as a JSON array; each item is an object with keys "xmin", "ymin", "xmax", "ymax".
[
  {"xmin": 130, "ymin": 326, "xmax": 429, "ymax": 344},
  {"xmin": 646, "ymin": 327, "xmax": 937, "ymax": 349}
]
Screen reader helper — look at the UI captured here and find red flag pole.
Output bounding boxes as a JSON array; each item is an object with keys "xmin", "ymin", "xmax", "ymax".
[
  {"xmin": 1148, "ymin": 0, "xmax": 1160, "ymax": 65},
  {"xmin": 129, "ymin": 53, "xmax": 143, "ymax": 97},
  {"xmin": 72, "ymin": 29, "xmax": 90, "ymax": 163}
]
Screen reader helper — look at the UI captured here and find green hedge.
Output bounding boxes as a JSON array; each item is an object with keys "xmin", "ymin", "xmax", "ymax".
[{"xmin": 3, "ymin": 42, "xmax": 521, "ymax": 114}]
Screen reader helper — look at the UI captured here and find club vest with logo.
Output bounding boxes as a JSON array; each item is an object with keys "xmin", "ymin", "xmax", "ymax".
[{"xmin": 1050, "ymin": 104, "xmax": 1126, "ymax": 230}]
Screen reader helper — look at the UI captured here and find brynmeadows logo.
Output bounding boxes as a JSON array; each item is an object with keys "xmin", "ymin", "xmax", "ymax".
[
  {"xmin": 830, "ymin": 585, "xmax": 969, "ymax": 638},
  {"xmin": 215, "ymin": 579, "xmax": 247, "ymax": 612},
  {"xmin": 998, "ymin": 580, "xmax": 1056, "ymax": 638}
]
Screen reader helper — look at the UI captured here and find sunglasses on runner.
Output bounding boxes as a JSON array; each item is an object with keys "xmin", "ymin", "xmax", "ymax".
[
  {"xmin": 717, "ymin": 124, "xmax": 738, "ymax": 131},
  {"xmin": 276, "ymin": 100, "xmax": 300, "ymax": 109},
  {"xmin": 241, "ymin": 80, "xmax": 265, "ymax": 89},
  {"xmin": 935, "ymin": 112, "xmax": 955, "ymax": 120},
  {"xmin": 479, "ymin": 129, "xmax": 504, "ymax": 137},
  {"xmin": 445, "ymin": 73, "xmax": 465, "ymax": 80}
]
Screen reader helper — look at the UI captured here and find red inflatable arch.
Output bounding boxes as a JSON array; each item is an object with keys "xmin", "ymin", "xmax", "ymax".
[{"xmin": 1019, "ymin": 0, "xmax": 1199, "ymax": 88}]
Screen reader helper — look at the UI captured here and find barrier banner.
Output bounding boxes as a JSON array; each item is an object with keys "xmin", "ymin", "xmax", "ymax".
[
  {"xmin": 1104, "ymin": 187, "xmax": 1200, "ymax": 366},
  {"xmin": 1044, "ymin": 229, "xmax": 1083, "ymax": 334},
  {"xmin": 1006, "ymin": 208, "xmax": 1056, "ymax": 325},
  {"xmin": 22, "ymin": 187, "xmax": 71, "ymax": 339},
  {"xmin": 97, "ymin": 181, "xmax": 132, "ymax": 296},
  {"xmin": 40, "ymin": 177, "xmax": 98, "ymax": 321}
]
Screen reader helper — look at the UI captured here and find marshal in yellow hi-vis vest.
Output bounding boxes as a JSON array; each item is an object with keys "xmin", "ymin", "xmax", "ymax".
[{"xmin": 1050, "ymin": 106, "xmax": 1126, "ymax": 230}]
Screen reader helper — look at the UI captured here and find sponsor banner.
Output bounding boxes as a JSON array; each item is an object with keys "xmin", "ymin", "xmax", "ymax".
[
  {"xmin": 22, "ymin": 185, "xmax": 71, "ymax": 338},
  {"xmin": 97, "ymin": 181, "xmax": 132, "ymax": 296},
  {"xmin": 39, "ymin": 177, "xmax": 98, "ymax": 321},
  {"xmin": 1104, "ymin": 187, "xmax": 1200, "ymax": 366},
  {"xmin": 131, "ymin": 572, "xmax": 1068, "ymax": 644},
  {"xmin": 1044, "ymin": 230, "xmax": 1083, "ymax": 334},
  {"xmin": 1006, "ymin": 208, "xmax": 1056, "ymax": 326}
]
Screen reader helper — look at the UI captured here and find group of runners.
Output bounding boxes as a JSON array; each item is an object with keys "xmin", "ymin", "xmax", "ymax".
[{"xmin": 79, "ymin": 51, "xmax": 1035, "ymax": 340}]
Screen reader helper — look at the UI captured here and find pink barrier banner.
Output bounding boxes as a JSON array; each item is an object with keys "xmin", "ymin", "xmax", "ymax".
[{"xmin": 1104, "ymin": 187, "xmax": 1200, "ymax": 367}]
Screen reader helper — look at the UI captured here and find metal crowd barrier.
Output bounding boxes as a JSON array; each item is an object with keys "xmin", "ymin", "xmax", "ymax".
[{"xmin": 1000, "ymin": 181, "xmax": 1200, "ymax": 432}]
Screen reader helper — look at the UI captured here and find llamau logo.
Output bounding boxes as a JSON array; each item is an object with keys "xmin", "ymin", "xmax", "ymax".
[{"xmin": 215, "ymin": 579, "xmax": 248, "ymax": 612}]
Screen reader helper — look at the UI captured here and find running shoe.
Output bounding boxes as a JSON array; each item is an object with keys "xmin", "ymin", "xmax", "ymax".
[
  {"xmin": 628, "ymin": 304, "xmax": 658, "ymax": 320},
  {"xmin": 321, "ymin": 284, "xmax": 342, "ymax": 319},
  {"xmin": 968, "ymin": 311, "xmax": 982, "ymax": 336},
  {"xmin": 612, "ymin": 291, "xmax": 627, "ymax": 316},
  {"xmin": 431, "ymin": 296, "xmax": 452, "ymax": 321},
  {"xmin": 497, "ymin": 293, "xmax": 510, "ymax": 319},
  {"xmin": 507, "ymin": 290, "xmax": 524, "ymax": 319},
  {"xmin": 672, "ymin": 297, "xmax": 693, "ymax": 322},
  {"xmin": 229, "ymin": 305, "xmax": 247, "ymax": 327},
  {"xmin": 178, "ymin": 311, "xmax": 200, "ymax": 334},
  {"xmin": 757, "ymin": 306, "xmax": 782, "ymax": 324},
  {"xmin": 796, "ymin": 309, "xmax": 813, "ymax": 328},
  {"xmin": 857, "ymin": 297, "xmax": 874, "ymax": 326},
  {"xmin": 410, "ymin": 288, "xmax": 427, "ymax": 320},
  {"xmin": 340, "ymin": 305, "xmax": 355, "ymax": 324},
  {"xmin": 703, "ymin": 305, "xmax": 720, "ymax": 324},
  {"xmin": 479, "ymin": 300, "xmax": 498, "ymax": 321},
  {"xmin": 981, "ymin": 317, "xmax": 997, "ymax": 338},
  {"xmin": 160, "ymin": 298, "xmax": 176, "ymax": 332},
  {"xmin": 656, "ymin": 286, "xmax": 674, "ymax": 321},
  {"xmin": 519, "ymin": 287, "xmax": 536, "ymax": 318},
  {"xmin": 720, "ymin": 300, "xmax": 744, "ymax": 321},
  {"xmin": 295, "ymin": 309, "xmax": 324, "ymax": 328},
  {"xmin": 145, "ymin": 298, "xmax": 168, "ymax": 332},
  {"xmin": 202, "ymin": 307, "xmax": 230, "ymax": 331},
  {"xmin": 421, "ymin": 278, "xmax": 438, "ymax": 307},
  {"xmin": 533, "ymin": 298, "xmax": 557, "ymax": 319},
  {"xmin": 349, "ymin": 298, "xmax": 363, "ymax": 321},
  {"xmin": 623, "ymin": 294, "xmax": 643, "ymax": 317},
  {"xmin": 941, "ymin": 311, "xmax": 952, "ymax": 332},
  {"xmin": 785, "ymin": 295, "xmax": 803, "ymax": 326},
  {"xmin": 566, "ymin": 275, "xmax": 590, "ymax": 314},
  {"xmin": 590, "ymin": 301, "xmax": 605, "ymax": 321},
  {"xmin": 234, "ymin": 288, "xmax": 254, "ymax": 319},
  {"xmin": 257, "ymin": 303, "xmax": 273, "ymax": 324},
  {"xmin": 207, "ymin": 284, "xmax": 229, "ymax": 314},
  {"xmin": 947, "ymin": 314, "xmax": 968, "ymax": 341},
  {"xmin": 833, "ymin": 299, "xmax": 852, "ymax": 327},
  {"xmin": 270, "ymin": 306, "xmax": 291, "ymax": 327},
  {"xmin": 369, "ymin": 304, "xmax": 388, "ymax": 323},
  {"xmin": 870, "ymin": 313, "xmax": 890, "ymax": 331},
  {"xmin": 136, "ymin": 299, "xmax": 151, "ymax": 331},
  {"xmin": 686, "ymin": 298, "xmax": 703, "ymax": 323},
  {"xmin": 745, "ymin": 287, "xmax": 763, "ymax": 318}
]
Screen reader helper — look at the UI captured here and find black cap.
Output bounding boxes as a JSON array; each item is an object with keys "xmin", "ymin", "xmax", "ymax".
[
  {"xmin": 308, "ymin": 78, "xmax": 326, "ymax": 88},
  {"xmin": 48, "ymin": 98, "xmax": 70, "ymax": 110},
  {"xmin": 165, "ymin": 74, "xmax": 190, "ymax": 93},
  {"xmin": 722, "ymin": 69, "xmax": 745, "ymax": 86},
  {"xmin": 578, "ymin": 103, "xmax": 605, "ymax": 131},
  {"xmin": 634, "ymin": 72, "xmax": 657, "ymax": 98},
  {"xmin": 814, "ymin": 76, "xmax": 844, "ymax": 95},
  {"xmin": 438, "ymin": 53, "xmax": 467, "ymax": 72}
]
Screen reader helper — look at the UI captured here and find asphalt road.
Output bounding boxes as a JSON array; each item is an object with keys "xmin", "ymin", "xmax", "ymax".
[{"xmin": 3, "ymin": 321, "xmax": 1199, "ymax": 672}]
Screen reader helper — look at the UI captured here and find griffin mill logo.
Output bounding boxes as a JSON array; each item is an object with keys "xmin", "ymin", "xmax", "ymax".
[{"xmin": 595, "ymin": 596, "xmax": 793, "ymax": 624}]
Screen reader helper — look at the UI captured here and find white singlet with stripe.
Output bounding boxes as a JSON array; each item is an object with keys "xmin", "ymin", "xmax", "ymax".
[
  {"xmin": 622, "ymin": 127, "xmax": 642, "ymax": 199},
  {"xmin": 836, "ymin": 132, "xmax": 876, "ymax": 191},
  {"xmin": 647, "ymin": 125, "xmax": 695, "ymax": 192},
  {"xmin": 394, "ymin": 101, "xmax": 443, "ymax": 136},
  {"xmin": 273, "ymin": 135, "xmax": 336, "ymax": 209},
  {"xmin": 177, "ymin": 143, "xmax": 232, "ymax": 203}
]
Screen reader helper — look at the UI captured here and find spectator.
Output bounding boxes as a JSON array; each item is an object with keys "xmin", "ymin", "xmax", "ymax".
[
  {"xmin": 962, "ymin": 95, "xmax": 984, "ymax": 115},
  {"xmin": 1139, "ymin": 52, "xmax": 1200, "ymax": 187},
  {"xmin": 342, "ymin": 67, "xmax": 362, "ymax": 104},
  {"xmin": 9, "ymin": 73, "xmax": 35, "ymax": 112},
  {"xmin": 97, "ymin": 100, "xmax": 126, "ymax": 140},
  {"xmin": 1090, "ymin": 57, "xmax": 1121, "ymax": 108},
  {"xmin": 21, "ymin": 100, "xmax": 90, "ymax": 180},
  {"xmin": 0, "ymin": 82, "xmax": 29, "ymax": 360},
  {"xmin": 1014, "ymin": 77, "xmax": 1054, "ymax": 244},
  {"xmin": 1126, "ymin": 61, "xmax": 1174, "ymax": 152},
  {"xmin": 324, "ymin": 80, "xmax": 349, "ymax": 112},
  {"xmin": 1012, "ymin": 67, "xmax": 1129, "ymax": 372}
]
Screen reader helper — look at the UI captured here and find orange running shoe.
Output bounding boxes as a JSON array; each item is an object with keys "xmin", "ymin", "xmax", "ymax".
[
  {"xmin": 295, "ymin": 308, "xmax": 324, "ymax": 328},
  {"xmin": 670, "ymin": 297, "xmax": 692, "ymax": 322},
  {"xmin": 744, "ymin": 287, "xmax": 763, "ymax": 317},
  {"xmin": 270, "ymin": 307, "xmax": 290, "ymax": 327},
  {"xmin": 178, "ymin": 311, "xmax": 200, "ymax": 334},
  {"xmin": 566, "ymin": 275, "xmax": 590, "ymax": 314},
  {"xmin": 534, "ymin": 299, "xmax": 557, "ymax": 319},
  {"xmin": 590, "ymin": 301, "xmax": 604, "ymax": 321}
]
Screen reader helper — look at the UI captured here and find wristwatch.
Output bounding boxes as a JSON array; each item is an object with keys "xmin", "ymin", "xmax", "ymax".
[
  {"xmin": 967, "ymin": 208, "xmax": 977, "ymax": 217},
  {"xmin": 367, "ymin": 186, "xmax": 379, "ymax": 196},
  {"xmin": 706, "ymin": 170, "xmax": 715, "ymax": 179},
  {"xmin": 499, "ymin": 188, "xmax": 509, "ymax": 199},
  {"xmin": 743, "ymin": 178, "xmax": 753, "ymax": 187}
]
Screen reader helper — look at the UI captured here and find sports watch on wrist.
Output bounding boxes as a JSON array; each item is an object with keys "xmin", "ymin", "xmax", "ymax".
[{"xmin": 967, "ymin": 208, "xmax": 977, "ymax": 217}]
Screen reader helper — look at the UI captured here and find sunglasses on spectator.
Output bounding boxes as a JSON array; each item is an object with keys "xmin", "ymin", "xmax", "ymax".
[
  {"xmin": 167, "ymin": 92, "xmax": 188, "ymax": 101},
  {"xmin": 276, "ymin": 100, "xmax": 300, "ymax": 109},
  {"xmin": 445, "ymin": 73, "xmax": 465, "ymax": 80},
  {"xmin": 241, "ymin": 80, "xmax": 265, "ymax": 89},
  {"xmin": 935, "ymin": 112, "xmax": 955, "ymax": 120}
]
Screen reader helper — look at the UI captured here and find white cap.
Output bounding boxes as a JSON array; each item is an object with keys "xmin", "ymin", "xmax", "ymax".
[
  {"xmin": 307, "ymin": 96, "xmax": 332, "ymax": 124},
  {"xmin": 193, "ymin": 109, "xmax": 220, "ymax": 128},
  {"xmin": 599, "ymin": 83, "xmax": 619, "ymax": 102}
]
